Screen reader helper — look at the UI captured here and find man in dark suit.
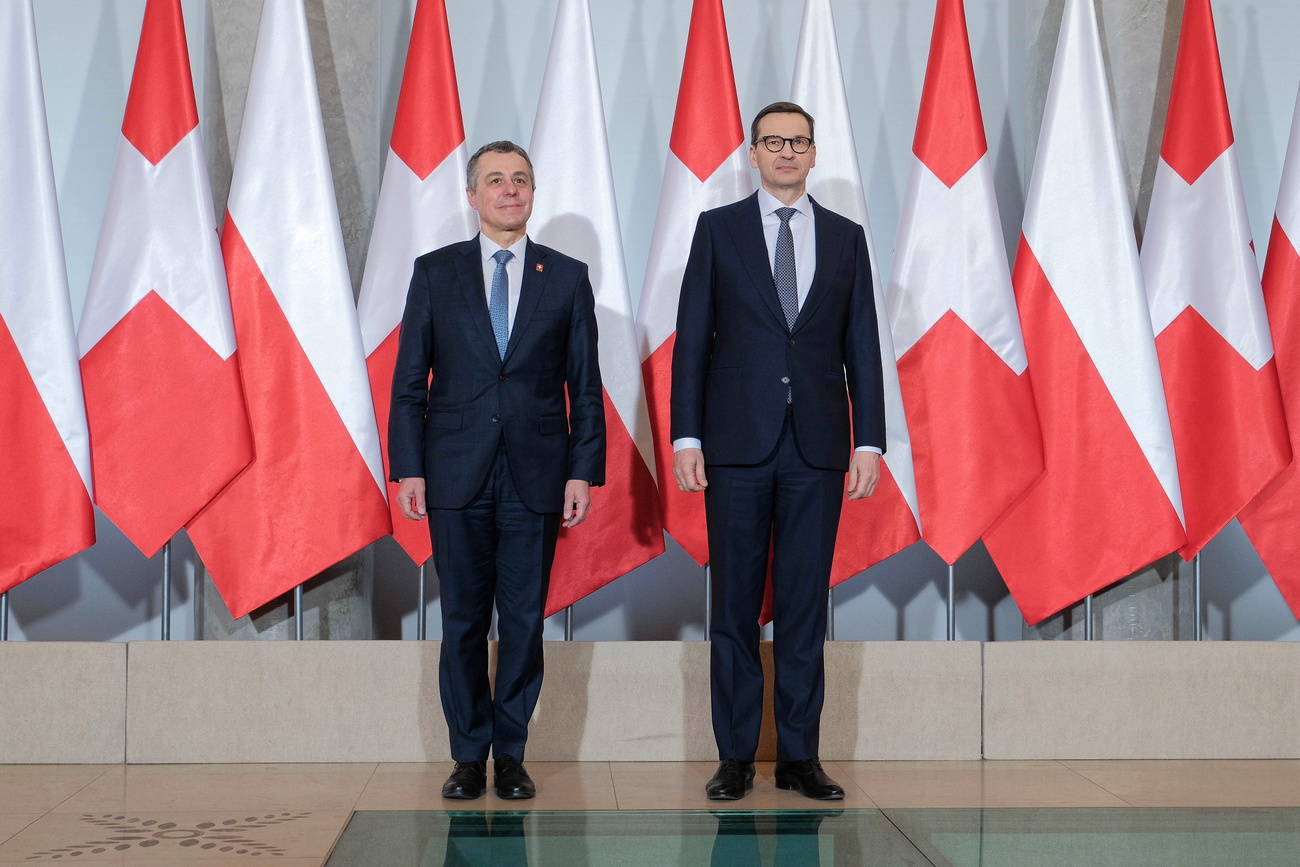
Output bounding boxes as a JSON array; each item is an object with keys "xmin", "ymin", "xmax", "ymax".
[
  {"xmin": 388, "ymin": 141, "xmax": 605, "ymax": 801},
  {"xmin": 671, "ymin": 102, "xmax": 885, "ymax": 801}
]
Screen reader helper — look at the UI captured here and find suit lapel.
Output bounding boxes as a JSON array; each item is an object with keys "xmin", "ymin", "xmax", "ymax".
[
  {"xmin": 456, "ymin": 236, "xmax": 500, "ymax": 362},
  {"xmin": 503, "ymin": 239, "xmax": 550, "ymax": 363},
  {"xmin": 793, "ymin": 197, "xmax": 846, "ymax": 332},
  {"xmin": 723, "ymin": 193, "xmax": 787, "ymax": 327}
]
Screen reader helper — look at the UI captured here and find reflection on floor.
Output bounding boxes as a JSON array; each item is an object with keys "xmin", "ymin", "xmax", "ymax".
[{"xmin": 0, "ymin": 761, "xmax": 1298, "ymax": 864}]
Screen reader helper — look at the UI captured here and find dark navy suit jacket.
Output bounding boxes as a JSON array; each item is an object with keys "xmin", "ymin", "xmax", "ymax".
[
  {"xmin": 670, "ymin": 192, "xmax": 885, "ymax": 469},
  {"xmin": 388, "ymin": 235, "xmax": 605, "ymax": 513}
]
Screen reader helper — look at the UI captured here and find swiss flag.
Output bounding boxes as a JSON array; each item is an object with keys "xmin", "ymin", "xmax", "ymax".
[
  {"xmin": 357, "ymin": 0, "xmax": 476, "ymax": 566},
  {"xmin": 636, "ymin": 0, "xmax": 752, "ymax": 565},
  {"xmin": 0, "ymin": 0, "xmax": 96, "ymax": 592},
  {"xmin": 791, "ymin": 0, "xmax": 920, "ymax": 584},
  {"xmin": 530, "ymin": 0, "xmax": 664, "ymax": 615},
  {"xmin": 1240, "ymin": 85, "xmax": 1300, "ymax": 618},
  {"xmin": 1140, "ymin": 0, "xmax": 1289, "ymax": 560},
  {"xmin": 983, "ymin": 0, "xmax": 1185, "ymax": 624},
  {"xmin": 887, "ymin": 0, "xmax": 1042, "ymax": 566},
  {"xmin": 186, "ymin": 0, "xmax": 391, "ymax": 619},
  {"xmin": 78, "ymin": 0, "xmax": 253, "ymax": 558}
]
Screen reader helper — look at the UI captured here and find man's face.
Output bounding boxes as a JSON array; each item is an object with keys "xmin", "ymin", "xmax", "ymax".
[
  {"xmin": 749, "ymin": 112, "xmax": 816, "ymax": 197},
  {"xmin": 467, "ymin": 151, "xmax": 534, "ymax": 235}
]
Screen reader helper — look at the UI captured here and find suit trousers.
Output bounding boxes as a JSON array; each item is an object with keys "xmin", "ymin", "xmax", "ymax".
[
  {"xmin": 431, "ymin": 437, "xmax": 559, "ymax": 763},
  {"xmin": 705, "ymin": 412, "xmax": 844, "ymax": 762}
]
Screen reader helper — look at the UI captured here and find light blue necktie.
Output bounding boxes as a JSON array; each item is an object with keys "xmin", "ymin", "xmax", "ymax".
[{"xmin": 489, "ymin": 248, "xmax": 513, "ymax": 360}]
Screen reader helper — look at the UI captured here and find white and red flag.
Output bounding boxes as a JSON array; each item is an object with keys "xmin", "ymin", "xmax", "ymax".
[
  {"xmin": 0, "ymin": 0, "xmax": 96, "ymax": 592},
  {"xmin": 1240, "ymin": 86, "xmax": 1300, "ymax": 618},
  {"xmin": 1141, "ymin": 0, "xmax": 1289, "ymax": 560},
  {"xmin": 357, "ymin": 0, "xmax": 475, "ymax": 566},
  {"xmin": 983, "ymin": 0, "xmax": 1185, "ymax": 624},
  {"xmin": 887, "ymin": 0, "xmax": 1042, "ymax": 566},
  {"xmin": 187, "ymin": 0, "xmax": 391, "ymax": 619},
  {"xmin": 792, "ymin": 0, "xmax": 920, "ymax": 584},
  {"xmin": 78, "ymin": 0, "xmax": 252, "ymax": 558},
  {"xmin": 636, "ymin": 0, "xmax": 752, "ymax": 566},
  {"xmin": 530, "ymin": 0, "xmax": 664, "ymax": 614}
]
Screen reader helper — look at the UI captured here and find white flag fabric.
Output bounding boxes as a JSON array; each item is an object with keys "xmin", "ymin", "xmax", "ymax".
[
  {"xmin": 636, "ymin": 0, "xmax": 752, "ymax": 566},
  {"xmin": 529, "ymin": 0, "xmax": 664, "ymax": 614},
  {"xmin": 78, "ymin": 0, "xmax": 252, "ymax": 558},
  {"xmin": 187, "ymin": 0, "xmax": 390, "ymax": 619},
  {"xmin": 1140, "ymin": 0, "xmax": 1289, "ymax": 560},
  {"xmin": 887, "ymin": 0, "xmax": 1042, "ymax": 566},
  {"xmin": 792, "ymin": 0, "xmax": 920, "ymax": 585},
  {"xmin": 357, "ymin": 0, "xmax": 476, "ymax": 566},
  {"xmin": 983, "ymin": 0, "xmax": 1185, "ymax": 624},
  {"xmin": 0, "ymin": 0, "xmax": 96, "ymax": 592}
]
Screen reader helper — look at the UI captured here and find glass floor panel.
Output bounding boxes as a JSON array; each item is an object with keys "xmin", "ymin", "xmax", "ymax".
[{"xmin": 325, "ymin": 808, "xmax": 1300, "ymax": 867}]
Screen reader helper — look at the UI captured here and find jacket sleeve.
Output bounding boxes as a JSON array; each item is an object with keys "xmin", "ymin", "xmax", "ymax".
[
  {"xmin": 565, "ymin": 265, "xmax": 606, "ymax": 485},
  {"xmin": 670, "ymin": 212, "xmax": 716, "ymax": 443},
  {"xmin": 387, "ymin": 259, "xmax": 434, "ymax": 481},
  {"xmin": 844, "ymin": 224, "xmax": 887, "ymax": 453}
]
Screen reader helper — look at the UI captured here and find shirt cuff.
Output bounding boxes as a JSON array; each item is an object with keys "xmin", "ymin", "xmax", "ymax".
[
  {"xmin": 854, "ymin": 446, "xmax": 883, "ymax": 455},
  {"xmin": 673, "ymin": 438, "xmax": 703, "ymax": 452}
]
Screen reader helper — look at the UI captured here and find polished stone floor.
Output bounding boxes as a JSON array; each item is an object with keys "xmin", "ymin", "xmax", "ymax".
[{"xmin": 0, "ymin": 760, "xmax": 1298, "ymax": 863}]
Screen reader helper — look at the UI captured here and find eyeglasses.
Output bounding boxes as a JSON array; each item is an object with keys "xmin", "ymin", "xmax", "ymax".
[{"xmin": 756, "ymin": 135, "xmax": 814, "ymax": 154}]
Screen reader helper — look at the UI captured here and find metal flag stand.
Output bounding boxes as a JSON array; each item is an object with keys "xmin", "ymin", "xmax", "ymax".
[
  {"xmin": 1084, "ymin": 594, "xmax": 1095, "ymax": 640},
  {"xmin": 416, "ymin": 563, "xmax": 427, "ymax": 640},
  {"xmin": 294, "ymin": 584, "xmax": 304, "ymax": 640},
  {"xmin": 826, "ymin": 586, "xmax": 835, "ymax": 641},
  {"xmin": 564, "ymin": 606, "xmax": 574, "ymax": 641},
  {"xmin": 1193, "ymin": 553, "xmax": 1203, "ymax": 641},
  {"xmin": 704, "ymin": 564, "xmax": 712, "ymax": 640},
  {"xmin": 160, "ymin": 540, "xmax": 172, "ymax": 640},
  {"xmin": 947, "ymin": 563, "xmax": 957, "ymax": 641},
  {"xmin": 0, "ymin": 591, "xmax": 8, "ymax": 641}
]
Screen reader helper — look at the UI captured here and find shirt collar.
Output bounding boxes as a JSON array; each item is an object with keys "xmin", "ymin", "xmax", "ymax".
[
  {"xmin": 479, "ymin": 233, "xmax": 529, "ymax": 263},
  {"xmin": 757, "ymin": 188, "xmax": 812, "ymax": 220}
]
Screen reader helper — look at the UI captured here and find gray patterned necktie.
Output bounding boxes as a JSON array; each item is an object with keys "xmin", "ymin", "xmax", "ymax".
[
  {"xmin": 489, "ymin": 249, "xmax": 513, "ymax": 359},
  {"xmin": 775, "ymin": 207, "xmax": 799, "ymax": 330}
]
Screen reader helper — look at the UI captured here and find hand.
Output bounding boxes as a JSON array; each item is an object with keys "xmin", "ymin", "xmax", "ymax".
[
  {"xmin": 396, "ymin": 477, "xmax": 427, "ymax": 520},
  {"xmin": 673, "ymin": 448, "xmax": 708, "ymax": 492},
  {"xmin": 562, "ymin": 480, "xmax": 592, "ymax": 528},
  {"xmin": 846, "ymin": 452, "xmax": 880, "ymax": 500}
]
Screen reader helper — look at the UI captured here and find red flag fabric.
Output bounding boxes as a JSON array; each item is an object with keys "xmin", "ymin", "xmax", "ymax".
[
  {"xmin": 530, "ymin": 0, "xmax": 664, "ymax": 615},
  {"xmin": 982, "ymin": 0, "xmax": 1185, "ymax": 624},
  {"xmin": 357, "ymin": 0, "xmax": 476, "ymax": 566},
  {"xmin": 887, "ymin": 0, "xmax": 1043, "ymax": 565},
  {"xmin": 78, "ymin": 0, "xmax": 252, "ymax": 558},
  {"xmin": 186, "ymin": 0, "xmax": 391, "ymax": 619},
  {"xmin": 791, "ymin": 0, "xmax": 921, "ymax": 586},
  {"xmin": 636, "ymin": 0, "xmax": 752, "ymax": 566},
  {"xmin": 1140, "ymin": 0, "xmax": 1289, "ymax": 560},
  {"xmin": 0, "ymin": 0, "xmax": 96, "ymax": 592},
  {"xmin": 1239, "ymin": 85, "xmax": 1300, "ymax": 619}
]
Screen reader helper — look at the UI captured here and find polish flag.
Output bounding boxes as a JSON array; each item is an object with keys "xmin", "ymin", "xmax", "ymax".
[
  {"xmin": 78, "ymin": 0, "xmax": 252, "ymax": 558},
  {"xmin": 1141, "ymin": 0, "xmax": 1289, "ymax": 560},
  {"xmin": 636, "ymin": 0, "xmax": 752, "ymax": 565},
  {"xmin": 1240, "ymin": 86, "xmax": 1300, "ymax": 618},
  {"xmin": 982, "ymin": 0, "xmax": 1185, "ymax": 624},
  {"xmin": 530, "ymin": 0, "xmax": 664, "ymax": 614},
  {"xmin": 186, "ymin": 0, "xmax": 391, "ymax": 619},
  {"xmin": 357, "ymin": 0, "xmax": 475, "ymax": 566},
  {"xmin": 792, "ymin": 0, "xmax": 920, "ymax": 584},
  {"xmin": 887, "ymin": 0, "xmax": 1042, "ymax": 566},
  {"xmin": 0, "ymin": 0, "xmax": 96, "ymax": 592}
]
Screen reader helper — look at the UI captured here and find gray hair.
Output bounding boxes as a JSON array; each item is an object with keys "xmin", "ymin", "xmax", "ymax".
[{"xmin": 466, "ymin": 141, "xmax": 535, "ymax": 191}]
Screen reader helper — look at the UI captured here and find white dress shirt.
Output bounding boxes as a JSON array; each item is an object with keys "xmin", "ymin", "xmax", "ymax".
[{"xmin": 479, "ymin": 233, "xmax": 528, "ymax": 333}]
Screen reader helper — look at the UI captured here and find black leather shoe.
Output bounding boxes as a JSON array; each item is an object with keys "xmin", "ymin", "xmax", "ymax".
[
  {"xmin": 442, "ymin": 761, "xmax": 487, "ymax": 800},
  {"xmin": 493, "ymin": 755, "xmax": 536, "ymax": 800},
  {"xmin": 774, "ymin": 759, "xmax": 845, "ymax": 800},
  {"xmin": 705, "ymin": 759, "xmax": 755, "ymax": 801}
]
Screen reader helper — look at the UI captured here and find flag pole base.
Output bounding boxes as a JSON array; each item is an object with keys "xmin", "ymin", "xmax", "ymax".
[
  {"xmin": 1084, "ymin": 594, "xmax": 1095, "ymax": 640},
  {"xmin": 417, "ymin": 563, "xmax": 427, "ymax": 641},
  {"xmin": 294, "ymin": 585, "xmax": 304, "ymax": 641},
  {"xmin": 161, "ymin": 540, "xmax": 172, "ymax": 641},
  {"xmin": 1193, "ymin": 553, "xmax": 1203, "ymax": 641},
  {"xmin": 564, "ymin": 606, "xmax": 574, "ymax": 641},
  {"xmin": 704, "ymin": 563, "xmax": 711, "ymax": 641}
]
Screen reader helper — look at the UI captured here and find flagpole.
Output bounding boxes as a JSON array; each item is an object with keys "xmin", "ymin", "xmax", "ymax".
[
  {"xmin": 947, "ymin": 563, "xmax": 956, "ymax": 641},
  {"xmin": 294, "ymin": 584, "xmax": 304, "ymax": 640},
  {"xmin": 1193, "ymin": 553, "xmax": 1203, "ymax": 641},
  {"xmin": 704, "ymin": 563, "xmax": 712, "ymax": 641},
  {"xmin": 0, "ymin": 592, "xmax": 8, "ymax": 641},
  {"xmin": 1084, "ymin": 594, "xmax": 1095, "ymax": 640},
  {"xmin": 826, "ymin": 587, "xmax": 835, "ymax": 641},
  {"xmin": 416, "ymin": 563, "xmax": 427, "ymax": 640},
  {"xmin": 160, "ymin": 539, "xmax": 172, "ymax": 641}
]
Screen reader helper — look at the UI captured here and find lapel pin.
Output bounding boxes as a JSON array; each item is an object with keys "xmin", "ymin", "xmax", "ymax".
[{"xmin": 536, "ymin": 263, "xmax": 544, "ymax": 272}]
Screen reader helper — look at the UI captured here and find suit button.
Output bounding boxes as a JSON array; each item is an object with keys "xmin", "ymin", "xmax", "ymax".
[
  {"xmin": 780, "ymin": 376, "xmax": 790, "ymax": 384},
  {"xmin": 492, "ymin": 415, "xmax": 501, "ymax": 423},
  {"xmin": 788, "ymin": 339, "xmax": 795, "ymax": 346},
  {"xmin": 499, "ymin": 374, "xmax": 507, "ymax": 382}
]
